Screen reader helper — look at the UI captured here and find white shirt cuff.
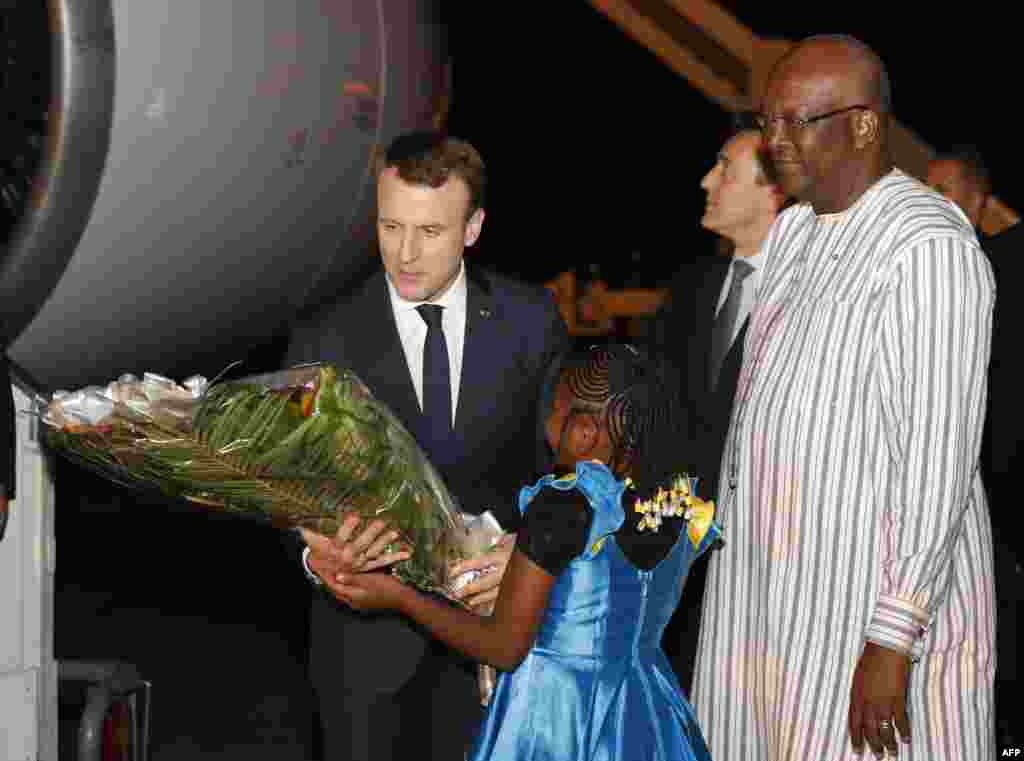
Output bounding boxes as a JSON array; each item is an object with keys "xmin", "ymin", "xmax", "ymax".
[
  {"xmin": 301, "ymin": 545, "xmax": 323, "ymax": 586},
  {"xmin": 864, "ymin": 594, "xmax": 929, "ymax": 659}
]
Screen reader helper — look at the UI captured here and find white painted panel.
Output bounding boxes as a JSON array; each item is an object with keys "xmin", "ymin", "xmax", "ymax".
[
  {"xmin": 0, "ymin": 384, "xmax": 57, "ymax": 759},
  {"xmin": 0, "ymin": 671, "xmax": 37, "ymax": 761}
]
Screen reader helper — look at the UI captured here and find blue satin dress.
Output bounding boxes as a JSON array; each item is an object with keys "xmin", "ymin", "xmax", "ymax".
[{"xmin": 468, "ymin": 460, "xmax": 718, "ymax": 761}]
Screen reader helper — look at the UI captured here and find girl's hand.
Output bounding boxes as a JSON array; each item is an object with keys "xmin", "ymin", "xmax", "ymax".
[
  {"xmin": 330, "ymin": 571, "xmax": 410, "ymax": 613},
  {"xmin": 449, "ymin": 533, "xmax": 517, "ymax": 611}
]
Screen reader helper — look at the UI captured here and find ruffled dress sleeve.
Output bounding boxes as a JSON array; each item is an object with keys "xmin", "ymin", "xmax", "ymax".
[
  {"xmin": 516, "ymin": 460, "xmax": 625, "ymax": 574},
  {"xmin": 516, "ymin": 487, "xmax": 592, "ymax": 576},
  {"xmin": 517, "ymin": 460, "xmax": 723, "ymax": 573}
]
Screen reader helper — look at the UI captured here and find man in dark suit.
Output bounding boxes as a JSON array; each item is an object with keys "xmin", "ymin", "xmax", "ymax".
[
  {"xmin": 0, "ymin": 357, "xmax": 15, "ymax": 542},
  {"xmin": 927, "ymin": 144, "xmax": 1023, "ymax": 747},
  {"xmin": 286, "ymin": 132, "xmax": 569, "ymax": 761},
  {"xmin": 928, "ymin": 146, "xmax": 1021, "ymax": 746},
  {"xmin": 646, "ymin": 125, "xmax": 784, "ymax": 692},
  {"xmin": 974, "ymin": 220, "xmax": 1022, "ymax": 747},
  {"xmin": 983, "ymin": 222, "xmax": 1021, "ymax": 516}
]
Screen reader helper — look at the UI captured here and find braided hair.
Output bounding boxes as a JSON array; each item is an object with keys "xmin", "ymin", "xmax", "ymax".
[{"xmin": 559, "ymin": 344, "xmax": 698, "ymax": 505}]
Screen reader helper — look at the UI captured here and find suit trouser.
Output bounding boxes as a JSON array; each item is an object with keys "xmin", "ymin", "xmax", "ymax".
[
  {"xmin": 315, "ymin": 653, "xmax": 481, "ymax": 760},
  {"xmin": 310, "ymin": 601, "xmax": 481, "ymax": 760},
  {"xmin": 316, "ymin": 688, "xmax": 401, "ymax": 760}
]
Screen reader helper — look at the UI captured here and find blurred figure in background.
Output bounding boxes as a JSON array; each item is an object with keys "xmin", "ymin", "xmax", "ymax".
[
  {"xmin": 644, "ymin": 114, "xmax": 786, "ymax": 693},
  {"xmin": 926, "ymin": 145, "xmax": 991, "ymax": 232},
  {"xmin": 983, "ymin": 216, "xmax": 1023, "ymax": 749},
  {"xmin": 932, "ymin": 143, "xmax": 1021, "ymax": 747}
]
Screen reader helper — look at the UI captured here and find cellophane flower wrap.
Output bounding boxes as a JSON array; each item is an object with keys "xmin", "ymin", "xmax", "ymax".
[{"xmin": 39, "ymin": 363, "xmax": 475, "ymax": 596}]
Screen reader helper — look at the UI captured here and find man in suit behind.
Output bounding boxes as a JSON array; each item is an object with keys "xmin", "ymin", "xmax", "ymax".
[
  {"xmin": 973, "ymin": 219, "xmax": 1022, "ymax": 748},
  {"xmin": 647, "ymin": 124, "xmax": 785, "ymax": 692},
  {"xmin": 926, "ymin": 145, "xmax": 991, "ymax": 233},
  {"xmin": 285, "ymin": 131, "xmax": 569, "ymax": 760},
  {"xmin": 929, "ymin": 147, "xmax": 1021, "ymax": 745}
]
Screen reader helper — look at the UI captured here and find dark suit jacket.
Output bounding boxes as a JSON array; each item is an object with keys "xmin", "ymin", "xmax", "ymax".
[
  {"xmin": 644, "ymin": 253, "xmax": 747, "ymax": 503},
  {"xmin": 641, "ymin": 252, "xmax": 747, "ymax": 693},
  {"xmin": 981, "ymin": 224, "xmax": 1021, "ymax": 507},
  {"xmin": 284, "ymin": 264, "xmax": 569, "ymax": 695},
  {"xmin": 977, "ymin": 225, "xmax": 1022, "ymax": 685}
]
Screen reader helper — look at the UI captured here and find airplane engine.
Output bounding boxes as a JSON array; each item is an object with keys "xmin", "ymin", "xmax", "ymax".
[
  {"xmin": 0, "ymin": 2, "xmax": 446, "ymax": 756},
  {"xmin": 2, "ymin": 0, "xmax": 448, "ymax": 391}
]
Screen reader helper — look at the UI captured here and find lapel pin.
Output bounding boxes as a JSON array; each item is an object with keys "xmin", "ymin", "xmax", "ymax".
[{"xmin": 479, "ymin": 307, "xmax": 492, "ymax": 319}]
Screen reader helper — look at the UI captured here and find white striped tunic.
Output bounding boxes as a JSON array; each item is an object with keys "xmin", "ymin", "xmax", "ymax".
[{"xmin": 692, "ymin": 170, "xmax": 997, "ymax": 760}]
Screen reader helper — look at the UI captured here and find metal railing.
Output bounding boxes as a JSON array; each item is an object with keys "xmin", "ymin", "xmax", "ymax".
[{"xmin": 59, "ymin": 660, "xmax": 151, "ymax": 761}]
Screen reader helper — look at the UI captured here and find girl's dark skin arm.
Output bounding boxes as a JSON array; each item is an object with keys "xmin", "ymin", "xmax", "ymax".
[{"xmin": 331, "ymin": 547, "xmax": 556, "ymax": 672}]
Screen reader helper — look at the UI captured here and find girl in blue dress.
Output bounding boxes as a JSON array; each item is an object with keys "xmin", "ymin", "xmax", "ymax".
[{"xmin": 334, "ymin": 345, "xmax": 719, "ymax": 760}]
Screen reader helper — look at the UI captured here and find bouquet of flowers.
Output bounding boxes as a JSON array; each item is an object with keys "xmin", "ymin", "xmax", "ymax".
[{"xmin": 39, "ymin": 363, "xmax": 480, "ymax": 596}]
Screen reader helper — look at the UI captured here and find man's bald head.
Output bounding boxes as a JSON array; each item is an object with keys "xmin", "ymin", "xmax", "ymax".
[
  {"xmin": 760, "ymin": 35, "xmax": 893, "ymax": 213},
  {"xmin": 785, "ymin": 35, "xmax": 891, "ymax": 114}
]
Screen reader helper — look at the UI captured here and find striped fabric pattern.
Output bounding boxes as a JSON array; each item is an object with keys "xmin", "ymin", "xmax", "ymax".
[{"xmin": 692, "ymin": 170, "xmax": 997, "ymax": 760}]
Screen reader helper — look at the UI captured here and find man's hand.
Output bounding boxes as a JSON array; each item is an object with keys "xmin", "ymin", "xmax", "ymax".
[
  {"xmin": 849, "ymin": 641, "xmax": 912, "ymax": 758},
  {"xmin": 331, "ymin": 571, "xmax": 411, "ymax": 613},
  {"xmin": 300, "ymin": 513, "xmax": 410, "ymax": 585},
  {"xmin": 449, "ymin": 533, "xmax": 516, "ymax": 611},
  {"xmin": 0, "ymin": 497, "xmax": 8, "ymax": 542}
]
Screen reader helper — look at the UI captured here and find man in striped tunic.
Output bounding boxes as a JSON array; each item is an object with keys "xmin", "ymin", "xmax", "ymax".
[{"xmin": 692, "ymin": 35, "xmax": 996, "ymax": 760}]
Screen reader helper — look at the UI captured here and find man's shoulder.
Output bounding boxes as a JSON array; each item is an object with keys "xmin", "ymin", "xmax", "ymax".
[
  {"xmin": 473, "ymin": 267, "xmax": 551, "ymax": 301},
  {"xmin": 468, "ymin": 267, "xmax": 568, "ymax": 360},
  {"xmin": 470, "ymin": 266, "xmax": 560, "ymax": 318},
  {"xmin": 877, "ymin": 171, "xmax": 977, "ymax": 244},
  {"xmin": 663, "ymin": 251, "xmax": 729, "ymax": 294}
]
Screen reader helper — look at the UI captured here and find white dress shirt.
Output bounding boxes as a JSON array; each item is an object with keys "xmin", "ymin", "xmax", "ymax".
[
  {"xmin": 384, "ymin": 263, "xmax": 468, "ymax": 427},
  {"xmin": 714, "ymin": 247, "xmax": 766, "ymax": 346}
]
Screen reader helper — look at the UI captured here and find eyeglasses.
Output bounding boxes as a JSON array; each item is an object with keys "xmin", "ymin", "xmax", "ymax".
[{"xmin": 754, "ymin": 105, "xmax": 872, "ymax": 134}]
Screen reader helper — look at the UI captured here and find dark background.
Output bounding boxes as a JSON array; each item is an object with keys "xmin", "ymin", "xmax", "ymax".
[
  {"xmin": 54, "ymin": 4, "xmax": 1019, "ymax": 758},
  {"xmin": 445, "ymin": 3, "xmax": 1020, "ymax": 285}
]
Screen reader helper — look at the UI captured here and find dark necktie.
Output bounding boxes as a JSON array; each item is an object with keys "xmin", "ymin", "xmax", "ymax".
[
  {"xmin": 416, "ymin": 304, "xmax": 453, "ymax": 443},
  {"xmin": 709, "ymin": 259, "xmax": 755, "ymax": 391}
]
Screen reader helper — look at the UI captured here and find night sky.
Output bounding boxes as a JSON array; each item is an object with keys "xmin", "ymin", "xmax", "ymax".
[{"xmin": 443, "ymin": 3, "xmax": 1021, "ymax": 286}]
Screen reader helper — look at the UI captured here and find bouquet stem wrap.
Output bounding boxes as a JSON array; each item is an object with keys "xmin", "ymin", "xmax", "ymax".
[{"xmin": 41, "ymin": 363, "xmax": 469, "ymax": 595}]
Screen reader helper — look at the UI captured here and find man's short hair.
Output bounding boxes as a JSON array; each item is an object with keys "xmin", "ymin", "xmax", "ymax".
[
  {"xmin": 935, "ymin": 144, "xmax": 992, "ymax": 197},
  {"xmin": 730, "ymin": 112, "xmax": 775, "ymax": 186},
  {"xmin": 377, "ymin": 131, "xmax": 486, "ymax": 215},
  {"xmin": 727, "ymin": 112, "xmax": 793, "ymax": 212}
]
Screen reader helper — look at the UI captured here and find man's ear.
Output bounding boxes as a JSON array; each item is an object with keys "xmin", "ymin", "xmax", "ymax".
[
  {"xmin": 852, "ymin": 110, "xmax": 880, "ymax": 150},
  {"xmin": 464, "ymin": 207, "xmax": 485, "ymax": 247}
]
